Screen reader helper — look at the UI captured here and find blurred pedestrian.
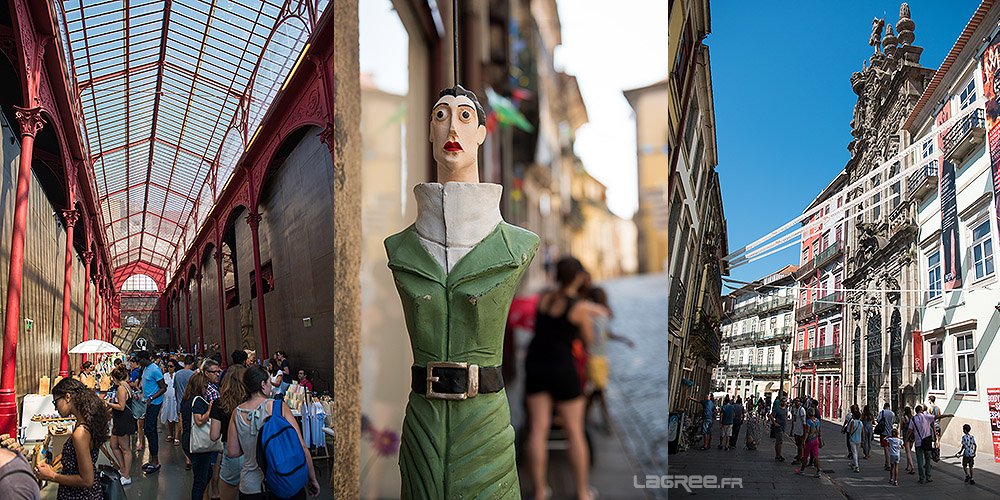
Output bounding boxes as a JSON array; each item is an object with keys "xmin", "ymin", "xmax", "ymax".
[
  {"xmin": 877, "ymin": 402, "xmax": 895, "ymax": 471},
  {"xmin": 745, "ymin": 397, "xmax": 761, "ymax": 450},
  {"xmin": 211, "ymin": 365, "xmax": 247, "ymax": 500},
  {"xmin": 795, "ymin": 408, "xmax": 823, "ymax": 478},
  {"xmin": 161, "ymin": 360, "xmax": 179, "ymax": 443},
  {"xmin": 861, "ymin": 405, "xmax": 874, "ymax": 459},
  {"xmin": 275, "ymin": 350, "xmax": 293, "ymax": 395},
  {"xmin": 582, "ymin": 286, "xmax": 633, "ymax": 434},
  {"xmin": 181, "ymin": 373, "xmax": 213, "ymax": 500},
  {"xmin": 297, "ymin": 370, "xmax": 313, "ymax": 392},
  {"xmin": 0, "ymin": 446, "xmax": 40, "ymax": 499},
  {"xmin": 107, "ymin": 365, "xmax": 136, "ymax": 485},
  {"xmin": 525, "ymin": 257, "xmax": 602, "ymax": 500},
  {"xmin": 848, "ymin": 408, "xmax": 863, "ymax": 473},
  {"xmin": 790, "ymin": 398, "xmax": 806, "ymax": 465},
  {"xmin": 137, "ymin": 349, "xmax": 166, "ymax": 474},
  {"xmin": 842, "ymin": 404, "xmax": 859, "ymax": 459},
  {"xmin": 689, "ymin": 394, "xmax": 715, "ymax": 450},
  {"xmin": 900, "ymin": 406, "xmax": 915, "ymax": 474},
  {"xmin": 769, "ymin": 398, "xmax": 787, "ymax": 461},
  {"xmin": 886, "ymin": 427, "xmax": 903, "ymax": 486},
  {"xmin": 719, "ymin": 396, "xmax": 734, "ymax": 450},
  {"xmin": 729, "ymin": 396, "xmax": 745, "ymax": 449},
  {"xmin": 34, "ymin": 378, "xmax": 110, "ymax": 498},
  {"xmin": 960, "ymin": 423, "xmax": 976, "ymax": 485}
]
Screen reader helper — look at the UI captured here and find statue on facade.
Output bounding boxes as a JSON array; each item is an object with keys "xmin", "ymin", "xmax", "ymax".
[
  {"xmin": 869, "ymin": 18, "xmax": 885, "ymax": 48},
  {"xmin": 384, "ymin": 84, "xmax": 539, "ymax": 499}
]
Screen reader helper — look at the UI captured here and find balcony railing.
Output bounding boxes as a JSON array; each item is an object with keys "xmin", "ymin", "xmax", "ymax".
[
  {"xmin": 670, "ymin": 277, "xmax": 687, "ymax": 325},
  {"xmin": 751, "ymin": 363, "xmax": 785, "ymax": 376},
  {"xmin": 907, "ymin": 161, "xmax": 938, "ymax": 201},
  {"xmin": 792, "ymin": 349, "xmax": 810, "ymax": 364},
  {"xmin": 796, "ymin": 258, "xmax": 814, "ymax": 280},
  {"xmin": 795, "ymin": 302, "xmax": 813, "ymax": 322},
  {"xmin": 943, "ymin": 108, "xmax": 986, "ymax": 165},
  {"xmin": 810, "ymin": 344, "xmax": 841, "ymax": 362},
  {"xmin": 759, "ymin": 296, "xmax": 794, "ymax": 315},
  {"xmin": 815, "ymin": 241, "xmax": 843, "ymax": 269},
  {"xmin": 814, "ymin": 291, "xmax": 843, "ymax": 316},
  {"xmin": 727, "ymin": 330, "xmax": 757, "ymax": 346},
  {"xmin": 725, "ymin": 363, "xmax": 752, "ymax": 374},
  {"xmin": 732, "ymin": 302, "xmax": 758, "ymax": 319},
  {"xmin": 757, "ymin": 325, "xmax": 793, "ymax": 344}
]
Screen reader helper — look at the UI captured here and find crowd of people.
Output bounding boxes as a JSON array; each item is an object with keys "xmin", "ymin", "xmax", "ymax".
[
  {"xmin": 1, "ymin": 349, "xmax": 322, "ymax": 500},
  {"xmin": 686, "ymin": 391, "xmax": 980, "ymax": 487}
]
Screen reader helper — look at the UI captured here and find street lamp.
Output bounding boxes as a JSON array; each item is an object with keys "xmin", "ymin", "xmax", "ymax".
[{"xmin": 778, "ymin": 343, "xmax": 788, "ymax": 401}]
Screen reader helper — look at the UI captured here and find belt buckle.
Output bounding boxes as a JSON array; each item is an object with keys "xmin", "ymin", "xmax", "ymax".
[{"xmin": 426, "ymin": 361, "xmax": 480, "ymax": 400}]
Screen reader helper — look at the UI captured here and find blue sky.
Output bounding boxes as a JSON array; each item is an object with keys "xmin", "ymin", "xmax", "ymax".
[{"xmin": 712, "ymin": 1, "xmax": 981, "ymax": 288}]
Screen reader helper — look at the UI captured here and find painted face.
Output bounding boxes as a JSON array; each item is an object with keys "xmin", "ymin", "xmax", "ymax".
[{"xmin": 429, "ymin": 95, "xmax": 486, "ymax": 179}]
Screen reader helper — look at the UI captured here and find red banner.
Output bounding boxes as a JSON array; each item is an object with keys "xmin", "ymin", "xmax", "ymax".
[
  {"xmin": 912, "ymin": 331, "xmax": 923, "ymax": 372},
  {"xmin": 987, "ymin": 387, "xmax": 1000, "ymax": 463},
  {"xmin": 981, "ymin": 36, "xmax": 1000, "ymax": 260}
]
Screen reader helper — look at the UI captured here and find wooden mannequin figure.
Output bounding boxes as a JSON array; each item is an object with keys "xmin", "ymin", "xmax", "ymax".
[{"xmin": 385, "ymin": 85, "xmax": 538, "ymax": 499}]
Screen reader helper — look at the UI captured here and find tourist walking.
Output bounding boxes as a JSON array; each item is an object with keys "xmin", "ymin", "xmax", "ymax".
[
  {"xmin": 211, "ymin": 365, "xmax": 247, "ymax": 500},
  {"xmin": 790, "ymin": 398, "xmax": 806, "ymax": 465},
  {"xmin": 745, "ymin": 405, "xmax": 762, "ymax": 450},
  {"xmin": 174, "ymin": 354, "xmax": 196, "ymax": 449},
  {"xmin": 885, "ymin": 428, "xmax": 903, "ymax": 486},
  {"xmin": 847, "ymin": 408, "xmax": 863, "ymax": 472},
  {"xmin": 689, "ymin": 394, "xmax": 715, "ymax": 451},
  {"xmin": 161, "ymin": 360, "xmax": 180, "ymax": 443},
  {"xmin": 842, "ymin": 404, "xmax": 858, "ymax": 459},
  {"xmin": 181, "ymin": 373, "xmax": 215, "ymax": 500},
  {"xmin": 730, "ymin": 396, "xmax": 745, "ymax": 449},
  {"xmin": 876, "ymin": 402, "xmax": 895, "ymax": 470},
  {"xmin": 769, "ymin": 398, "xmax": 787, "ymax": 461},
  {"xmin": 960, "ymin": 423, "xmax": 977, "ymax": 485},
  {"xmin": 137, "ymin": 350, "xmax": 167, "ymax": 474},
  {"xmin": 718, "ymin": 396, "xmax": 735, "ymax": 450},
  {"xmin": 907, "ymin": 405, "xmax": 934, "ymax": 483},
  {"xmin": 34, "ymin": 378, "xmax": 111, "ymax": 499},
  {"xmin": 106, "ymin": 365, "xmax": 136, "ymax": 485},
  {"xmin": 795, "ymin": 408, "xmax": 823, "ymax": 478},
  {"xmin": 228, "ymin": 365, "xmax": 321, "ymax": 499},
  {"xmin": 860, "ymin": 405, "xmax": 875, "ymax": 459},
  {"xmin": 900, "ymin": 406, "xmax": 915, "ymax": 474}
]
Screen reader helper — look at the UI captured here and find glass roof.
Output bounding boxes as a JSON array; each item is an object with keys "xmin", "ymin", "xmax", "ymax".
[{"xmin": 55, "ymin": 0, "xmax": 329, "ymax": 273}]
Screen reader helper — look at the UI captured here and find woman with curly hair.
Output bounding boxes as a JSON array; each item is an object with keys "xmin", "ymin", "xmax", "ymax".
[
  {"xmin": 106, "ymin": 365, "xmax": 136, "ymax": 485},
  {"xmin": 34, "ymin": 377, "xmax": 110, "ymax": 499},
  {"xmin": 211, "ymin": 365, "xmax": 247, "ymax": 500}
]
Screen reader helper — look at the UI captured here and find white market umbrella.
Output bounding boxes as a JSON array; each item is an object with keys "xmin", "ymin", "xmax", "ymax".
[{"xmin": 69, "ymin": 339, "xmax": 121, "ymax": 354}]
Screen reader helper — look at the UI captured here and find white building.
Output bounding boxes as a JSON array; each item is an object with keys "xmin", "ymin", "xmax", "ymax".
[{"xmin": 903, "ymin": 0, "xmax": 999, "ymax": 456}]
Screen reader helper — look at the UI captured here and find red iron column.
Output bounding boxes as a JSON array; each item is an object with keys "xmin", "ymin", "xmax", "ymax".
[
  {"xmin": 246, "ymin": 212, "xmax": 268, "ymax": 359},
  {"xmin": 214, "ymin": 250, "xmax": 228, "ymax": 368},
  {"xmin": 82, "ymin": 251, "xmax": 93, "ymax": 363},
  {"xmin": 58, "ymin": 210, "xmax": 78, "ymax": 376},
  {"xmin": 185, "ymin": 285, "xmax": 192, "ymax": 352},
  {"xmin": 196, "ymin": 272, "xmax": 204, "ymax": 355},
  {"xmin": 0, "ymin": 106, "xmax": 47, "ymax": 435}
]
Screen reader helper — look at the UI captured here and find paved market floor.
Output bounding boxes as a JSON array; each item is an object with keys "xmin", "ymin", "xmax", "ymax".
[
  {"xmin": 38, "ymin": 431, "xmax": 337, "ymax": 499},
  {"xmin": 669, "ymin": 418, "xmax": 1000, "ymax": 499}
]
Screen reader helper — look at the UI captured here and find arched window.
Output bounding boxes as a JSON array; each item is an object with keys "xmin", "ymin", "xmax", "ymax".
[{"xmin": 121, "ymin": 274, "xmax": 159, "ymax": 292}]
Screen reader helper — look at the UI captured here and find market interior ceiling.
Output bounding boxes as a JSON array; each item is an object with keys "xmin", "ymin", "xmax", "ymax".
[{"xmin": 55, "ymin": 0, "xmax": 329, "ymax": 280}]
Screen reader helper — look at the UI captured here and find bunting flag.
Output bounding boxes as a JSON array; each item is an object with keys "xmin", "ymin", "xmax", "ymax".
[{"xmin": 485, "ymin": 87, "xmax": 534, "ymax": 133}]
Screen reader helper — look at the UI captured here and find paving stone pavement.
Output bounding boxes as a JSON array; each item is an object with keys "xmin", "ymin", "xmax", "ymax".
[{"xmin": 669, "ymin": 417, "xmax": 1000, "ymax": 499}]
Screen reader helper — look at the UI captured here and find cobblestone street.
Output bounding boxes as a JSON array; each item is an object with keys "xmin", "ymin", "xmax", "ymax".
[{"xmin": 669, "ymin": 418, "xmax": 1000, "ymax": 499}]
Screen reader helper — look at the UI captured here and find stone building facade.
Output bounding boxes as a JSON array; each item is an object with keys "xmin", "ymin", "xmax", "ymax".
[{"xmin": 841, "ymin": 4, "xmax": 935, "ymax": 415}]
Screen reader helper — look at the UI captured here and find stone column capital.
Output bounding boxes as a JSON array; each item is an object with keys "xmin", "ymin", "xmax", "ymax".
[
  {"xmin": 214, "ymin": 250, "xmax": 224, "ymax": 264},
  {"xmin": 82, "ymin": 251, "xmax": 94, "ymax": 264},
  {"xmin": 195, "ymin": 272, "xmax": 203, "ymax": 282}
]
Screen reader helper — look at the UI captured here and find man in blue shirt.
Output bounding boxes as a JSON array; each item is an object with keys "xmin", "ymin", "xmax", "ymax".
[
  {"xmin": 719, "ymin": 397, "xmax": 735, "ymax": 450},
  {"xmin": 689, "ymin": 394, "xmax": 715, "ymax": 450},
  {"xmin": 137, "ymin": 350, "xmax": 167, "ymax": 474}
]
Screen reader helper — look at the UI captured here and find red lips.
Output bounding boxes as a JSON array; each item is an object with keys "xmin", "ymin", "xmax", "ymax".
[{"xmin": 444, "ymin": 141, "xmax": 463, "ymax": 152}]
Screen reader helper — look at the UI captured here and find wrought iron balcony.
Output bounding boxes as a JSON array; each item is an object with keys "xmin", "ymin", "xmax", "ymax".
[
  {"xmin": 751, "ymin": 363, "xmax": 785, "ymax": 376},
  {"xmin": 759, "ymin": 295, "xmax": 795, "ymax": 315},
  {"xmin": 792, "ymin": 349, "xmax": 810, "ymax": 364},
  {"xmin": 670, "ymin": 276, "xmax": 687, "ymax": 326},
  {"xmin": 756, "ymin": 325, "xmax": 793, "ymax": 344},
  {"xmin": 796, "ymin": 258, "xmax": 814, "ymax": 280},
  {"xmin": 727, "ymin": 330, "xmax": 757, "ymax": 346},
  {"xmin": 814, "ymin": 291, "xmax": 843, "ymax": 316},
  {"xmin": 815, "ymin": 241, "xmax": 843, "ymax": 269},
  {"xmin": 795, "ymin": 302, "xmax": 813, "ymax": 322},
  {"xmin": 907, "ymin": 160, "xmax": 938, "ymax": 201},
  {"xmin": 810, "ymin": 344, "xmax": 841, "ymax": 362},
  {"xmin": 725, "ymin": 363, "xmax": 752, "ymax": 374},
  {"xmin": 943, "ymin": 108, "xmax": 986, "ymax": 165},
  {"xmin": 732, "ymin": 302, "xmax": 759, "ymax": 319}
]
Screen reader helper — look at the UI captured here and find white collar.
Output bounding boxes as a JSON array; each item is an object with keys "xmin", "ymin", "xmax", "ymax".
[{"xmin": 413, "ymin": 182, "xmax": 503, "ymax": 271}]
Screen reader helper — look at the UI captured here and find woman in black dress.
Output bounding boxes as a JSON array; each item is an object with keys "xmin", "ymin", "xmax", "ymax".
[
  {"xmin": 524, "ymin": 257, "xmax": 605, "ymax": 500},
  {"xmin": 106, "ymin": 365, "xmax": 137, "ymax": 485},
  {"xmin": 34, "ymin": 378, "xmax": 110, "ymax": 500}
]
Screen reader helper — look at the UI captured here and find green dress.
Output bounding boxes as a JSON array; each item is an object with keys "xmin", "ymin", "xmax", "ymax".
[{"xmin": 385, "ymin": 221, "xmax": 539, "ymax": 500}]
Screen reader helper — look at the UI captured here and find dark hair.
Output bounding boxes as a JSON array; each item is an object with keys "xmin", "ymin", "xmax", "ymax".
[
  {"xmin": 211, "ymin": 352, "xmax": 223, "ymax": 364},
  {"xmin": 136, "ymin": 350, "xmax": 151, "ymax": 362},
  {"xmin": 52, "ymin": 378, "xmax": 110, "ymax": 449},
  {"xmin": 275, "ymin": 350, "xmax": 287, "ymax": 358},
  {"xmin": 184, "ymin": 354, "xmax": 196, "ymax": 366},
  {"xmin": 231, "ymin": 349, "xmax": 248, "ymax": 366},
  {"xmin": 111, "ymin": 365, "xmax": 130, "ymax": 382},
  {"xmin": 928, "ymin": 395, "xmax": 935, "ymax": 402},
  {"xmin": 588, "ymin": 287, "xmax": 609, "ymax": 309},
  {"xmin": 963, "ymin": 423, "xmax": 971, "ymax": 433},
  {"xmin": 862, "ymin": 405, "xmax": 873, "ymax": 419},
  {"xmin": 555, "ymin": 257, "xmax": 584, "ymax": 288},
  {"xmin": 80, "ymin": 361, "xmax": 94, "ymax": 371},
  {"xmin": 438, "ymin": 85, "xmax": 486, "ymax": 126},
  {"xmin": 244, "ymin": 364, "xmax": 271, "ymax": 396}
]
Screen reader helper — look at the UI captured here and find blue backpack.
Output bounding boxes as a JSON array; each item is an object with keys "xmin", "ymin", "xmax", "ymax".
[{"xmin": 257, "ymin": 397, "xmax": 308, "ymax": 497}]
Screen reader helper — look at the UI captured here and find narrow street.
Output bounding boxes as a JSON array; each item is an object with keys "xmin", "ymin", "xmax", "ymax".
[{"xmin": 669, "ymin": 418, "xmax": 1000, "ymax": 499}]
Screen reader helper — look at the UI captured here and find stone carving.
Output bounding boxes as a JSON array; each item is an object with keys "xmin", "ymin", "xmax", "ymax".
[
  {"xmin": 897, "ymin": 3, "xmax": 915, "ymax": 46},
  {"xmin": 870, "ymin": 18, "xmax": 886, "ymax": 48},
  {"xmin": 882, "ymin": 24, "xmax": 898, "ymax": 54}
]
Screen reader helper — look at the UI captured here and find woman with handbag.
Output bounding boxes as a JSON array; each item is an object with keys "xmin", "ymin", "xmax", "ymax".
[
  {"xmin": 106, "ymin": 366, "xmax": 137, "ymax": 485},
  {"xmin": 181, "ymin": 373, "xmax": 218, "ymax": 500},
  {"xmin": 34, "ymin": 378, "xmax": 111, "ymax": 500}
]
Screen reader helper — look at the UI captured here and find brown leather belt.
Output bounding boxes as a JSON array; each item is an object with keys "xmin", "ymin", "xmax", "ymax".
[{"xmin": 411, "ymin": 362, "xmax": 504, "ymax": 400}]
